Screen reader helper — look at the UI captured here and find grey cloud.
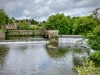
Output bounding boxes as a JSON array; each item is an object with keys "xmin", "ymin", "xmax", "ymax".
[
  {"xmin": 0, "ymin": 0, "xmax": 100, "ymax": 21},
  {"xmin": 74, "ymin": 0, "xmax": 100, "ymax": 8}
]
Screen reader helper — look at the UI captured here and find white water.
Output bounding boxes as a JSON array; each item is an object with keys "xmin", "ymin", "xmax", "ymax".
[
  {"xmin": 0, "ymin": 41, "xmax": 49, "ymax": 44},
  {"xmin": 59, "ymin": 37, "xmax": 83, "ymax": 43},
  {"xmin": 0, "ymin": 37, "xmax": 87, "ymax": 45},
  {"xmin": 58, "ymin": 37, "xmax": 90, "ymax": 49}
]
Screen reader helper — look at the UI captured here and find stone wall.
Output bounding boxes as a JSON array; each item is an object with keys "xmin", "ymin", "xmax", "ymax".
[
  {"xmin": 7, "ymin": 30, "xmax": 58, "ymax": 37},
  {"xmin": 46, "ymin": 30, "xmax": 58, "ymax": 42},
  {"xmin": 8, "ymin": 30, "xmax": 41, "ymax": 36},
  {"xmin": 59, "ymin": 35, "xmax": 83, "ymax": 38},
  {"xmin": 47, "ymin": 30, "xmax": 58, "ymax": 39},
  {"xmin": 0, "ymin": 30, "xmax": 5, "ymax": 40},
  {"xmin": 7, "ymin": 30, "xmax": 59, "ymax": 42}
]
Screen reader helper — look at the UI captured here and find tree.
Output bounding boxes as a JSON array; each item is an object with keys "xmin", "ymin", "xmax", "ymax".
[
  {"xmin": 45, "ymin": 13, "xmax": 72, "ymax": 34},
  {"xmin": 31, "ymin": 19, "xmax": 38, "ymax": 25},
  {"xmin": 18, "ymin": 22, "xmax": 29, "ymax": 30},
  {"xmin": 93, "ymin": 8, "xmax": 100, "ymax": 19},
  {"xmin": 87, "ymin": 25, "xmax": 100, "ymax": 61},
  {"xmin": 84, "ymin": 9, "xmax": 100, "ymax": 61},
  {"xmin": 72, "ymin": 16, "xmax": 97, "ymax": 35},
  {"xmin": 9, "ymin": 19, "xmax": 14, "ymax": 25},
  {"xmin": 0, "ymin": 9, "xmax": 9, "ymax": 28},
  {"xmin": 92, "ymin": 8, "xmax": 100, "ymax": 24},
  {"xmin": 71, "ymin": 16, "xmax": 80, "ymax": 34},
  {"xmin": 87, "ymin": 25, "xmax": 100, "ymax": 50}
]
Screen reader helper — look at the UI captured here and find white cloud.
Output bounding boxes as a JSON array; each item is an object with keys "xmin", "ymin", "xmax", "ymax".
[
  {"xmin": 16, "ymin": 16, "xmax": 31, "ymax": 20},
  {"xmin": 34, "ymin": 0, "xmax": 46, "ymax": 4},
  {"xmin": 36, "ymin": 6, "xmax": 51, "ymax": 16},
  {"xmin": 23, "ymin": 10, "xmax": 30, "ymax": 16}
]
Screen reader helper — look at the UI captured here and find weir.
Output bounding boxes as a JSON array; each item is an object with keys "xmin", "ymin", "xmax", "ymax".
[
  {"xmin": 0, "ymin": 35, "xmax": 85, "ymax": 44},
  {"xmin": 0, "ymin": 38, "xmax": 49, "ymax": 44},
  {"xmin": 58, "ymin": 36, "xmax": 90, "ymax": 49}
]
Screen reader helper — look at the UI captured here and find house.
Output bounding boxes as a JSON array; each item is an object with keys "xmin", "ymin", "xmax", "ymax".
[{"xmin": 6, "ymin": 25, "xmax": 17, "ymax": 30}]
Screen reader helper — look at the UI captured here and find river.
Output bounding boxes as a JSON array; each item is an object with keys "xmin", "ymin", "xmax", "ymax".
[{"xmin": 0, "ymin": 36, "xmax": 98, "ymax": 75}]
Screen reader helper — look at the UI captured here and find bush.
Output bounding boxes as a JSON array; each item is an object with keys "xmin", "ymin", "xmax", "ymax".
[
  {"xmin": 3, "ymin": 29, "xmax": 9, "ymax": 34},
  {"xmin": 92, "ymin": 51, "xmax": 100, "ymax": 61},
  {"xmin": 32, "ymin": 32, "xmax": 35, "ymax": 36},
  {"xmin": 87, "ymin": 25, "xmax": 100, "ymax": 50},
  {"xmin": 75, "ymin": 58, "xmax": 100, "ymax": 75}
]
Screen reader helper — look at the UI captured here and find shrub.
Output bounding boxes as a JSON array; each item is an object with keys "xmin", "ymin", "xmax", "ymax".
[
  {"xmin": 3, "ymin": 29, "xmax": 9, "ymax": 34},
  {"xmin": 92, "ymin": 51, "xmax": 100, "ymax": 61},
  {"xmin": 75, "ymin": 58, "xmax": 100, "ymax": 75},
  {"xmin": 32, "ymin": 32, "xmax": 35, "ymax": 36}
]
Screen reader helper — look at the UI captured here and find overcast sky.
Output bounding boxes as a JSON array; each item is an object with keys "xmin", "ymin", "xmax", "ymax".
[{"xmin": 0, "ymin": 0, "xmax": 100, "ymax": 21}]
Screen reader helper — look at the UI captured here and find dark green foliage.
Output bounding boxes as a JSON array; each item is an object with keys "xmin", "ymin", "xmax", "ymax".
[
  {"xmin": 84, "ymin": 9, "xmax": 100, "ymax": 61},
  {"xmin": 9, "ymin": 19, "xmax": 14, "ymax": 25},
  {"xmin": 31, "ymin": 19, "xmax": 39, "ymax": 25},
  {"xmin": 75, "ymin": 58, "xmax": 100, "ymax": 75},
  {"xmin": 73, "ymin": 16, "xmax": 97, "ymax": 35},
  {"xmin": 92, "ymin": 51, "xmax": 100, "ymax": 61},
  {"xmin": 0, "ymin": 9, "xmax": 9, "ymax": 28},
  {"xmin": 87, "ymin": 25, "xmax": 100, "ymax": 50},
  {"xmin": 3, "ymin": 29, "xmax": 9, "ymax": 34},
  {"xmin": 45, "ymin": 13, "xmax": 72, "ymax": 35},
  {"xmin": 32, "ymin": 32, "xmax": 35, "ymax": 36},
  {"xmin": 18, "ymin": 22, "xmax": 29, "ymax": 30}
]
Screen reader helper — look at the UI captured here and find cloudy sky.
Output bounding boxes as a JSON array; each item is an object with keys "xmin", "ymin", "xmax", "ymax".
[{"xmin": 0, "ymin": 0, "xmax": 100, "ymax": 21}]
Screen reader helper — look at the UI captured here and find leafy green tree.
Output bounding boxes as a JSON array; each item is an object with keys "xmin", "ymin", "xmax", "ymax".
[
  {"xmin": 18, "ymin": 22, "xmax": 29, "ymax": 30},
  {"xmin": 92, "ymin": 51, "xmax": 100, "ymax": 61},
  {"xmin": 31, "ymin": 19, "xmax": 38, "ymax": 25},
  {"xmin": 73, "ymin": 16, "xmax": 97, "ymax": 35},
  {"xmin": 15, "ymin": 20, "xmax": 19, "ymax": 23},
  {"xmin": 9, "ymin": 19, "xmax": 14, "ymax": 25},
  {"xmin": 85, "ymin": 9, "xmax": 100, "ymax": 61},
  {"xmin": 71, "ymin": 16, "xmax": 81, "ymax": 34},
  {"xmin": 45, "ymin": 13, "xmax": 72, "ymax": 34},
  {"xmin": 0, "ymin": 9, "xmax": 9, "ymax": 28},
  {"xmin": 87, "ymin": 25, "xmax": 100, "ymax": 50}
]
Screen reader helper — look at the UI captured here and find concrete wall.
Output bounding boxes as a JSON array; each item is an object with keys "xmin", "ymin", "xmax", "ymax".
[{"xmin": 0, "ymin": 30, "xmax": 5, "ymax": 40}]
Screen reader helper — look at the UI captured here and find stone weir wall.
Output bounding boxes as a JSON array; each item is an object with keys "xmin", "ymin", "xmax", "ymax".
[
  {"xmin": 59, "ymin": 35, "xmax": 83, "ymax": 38},
  {"xmin": 7, "ymin": 30, "xmax": 58, "ymax": 42},
  {"xmin": 7, "ymin": 30, "xmax": 41, "ymax": 36},
  {"xmin": 0, "ymin": 30, "xmax": 5, "ymax": 40},
  {"xmin": 7, "ymin": 30, "xmax": 59, "ymax": 37}
]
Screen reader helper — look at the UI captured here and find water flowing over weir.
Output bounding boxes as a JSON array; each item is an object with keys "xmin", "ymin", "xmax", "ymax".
[
  {"xmin": 0, "ymin": 38, "xmax": 49, "ymax": 44},
  {"xmin": 58, "ymin": 35, "xmax": 89, "ymax": 49},
  {"xmin": 0, "ymin": 36, "xmax": 95, "ymax": 75}
]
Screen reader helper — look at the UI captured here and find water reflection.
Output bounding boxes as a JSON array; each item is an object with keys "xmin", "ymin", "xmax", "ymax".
[
  {"xmin": 46, "ymin": 42, "xmax": 90, "ymax": 66},
  {"xmin": 46, "ymin": 43, "xmax": 68, "ymax": 59},
  {"xmin": 0, "ymin": 38, "xmax": 93, "ymax": 75},
  {"xmin": 72, "ymin": 48, "xmax": 89, "ymax": 66},
  {"xmin": 0, "ymin": 45, "xmax": 9, "ymax": 75},
  {"xmin": 0, "ymin": 45, "xmax": 9, "ymax": 63}
]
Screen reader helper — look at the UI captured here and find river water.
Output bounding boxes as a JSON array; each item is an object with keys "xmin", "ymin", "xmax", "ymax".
[{"xmin": 0, "ymin": 37, "xmax": 96, "ymax": 75}]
